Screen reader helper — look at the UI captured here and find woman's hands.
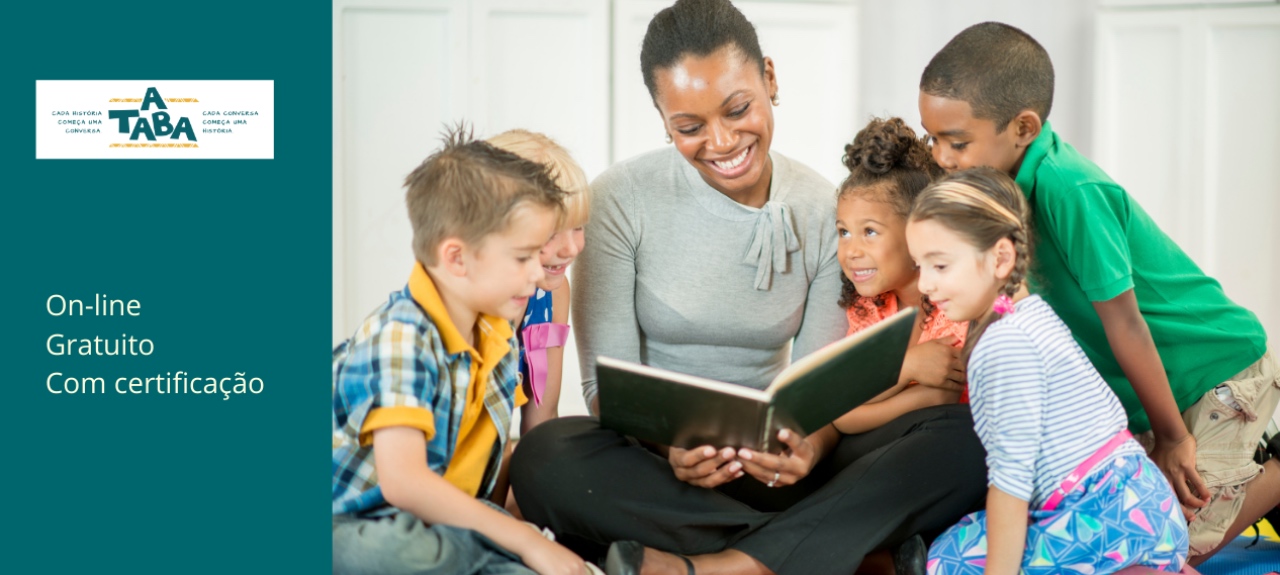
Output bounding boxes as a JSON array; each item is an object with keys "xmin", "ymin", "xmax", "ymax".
[
  {"xmin": 736, "ymin": 429, "xmax": 823, "ymax": 488},
  {"xmin": 668, "ymin": 445, "xmax": 743, "ymax": 488},
  {"xmin": 668, "ymin": 426, "xmax": 834, "ymax": 489}
]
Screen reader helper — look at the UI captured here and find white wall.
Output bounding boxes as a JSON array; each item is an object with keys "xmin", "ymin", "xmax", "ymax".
[
  {"xmin": 333, "ymin": 0, "xmax": 611, "ymax": 420},
  {"xmin": 857, "ymin": 0, "xmax": 1098, "ymax": 155}
]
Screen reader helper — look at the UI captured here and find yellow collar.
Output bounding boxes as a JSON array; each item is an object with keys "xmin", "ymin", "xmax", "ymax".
[{"xmin": 408, "ymin": 263, "xmax": 513, "ymax": 358}]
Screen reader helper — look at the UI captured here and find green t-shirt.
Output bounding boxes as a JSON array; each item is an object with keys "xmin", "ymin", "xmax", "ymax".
[{"xmin": 1014, "ymin": 123, "xmax": 1267, "ymax": 433}]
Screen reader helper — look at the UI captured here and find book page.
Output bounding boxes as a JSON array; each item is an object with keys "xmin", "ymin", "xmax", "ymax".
[
  {"xmin": 595, "ymin": 356, "xmax": 776, "ymax": 450},
  {"xmin": 766, "ymin": 307, "xmax": 917, "ymax": 393},
  {"xmin": 596, "ymin": 356, "xmax": 772, "ymax": 402}
]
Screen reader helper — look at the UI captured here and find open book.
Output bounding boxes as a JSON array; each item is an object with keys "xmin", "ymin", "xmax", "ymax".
[{"xmin": 597, "ymin": 307, "xmax": 917, "ymax": 453}]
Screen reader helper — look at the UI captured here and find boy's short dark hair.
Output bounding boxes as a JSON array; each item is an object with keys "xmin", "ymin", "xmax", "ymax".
[
  {"xmin": 640, "ymin": 0, "xmax": 765, "ymax": 100},
  {"xmin": 405, "ymin": 125, "xmax": 564, "ymax": 266},
  {"xmin": 920, "ymin": 22, "xmax": 1054, "ymax": 131}
]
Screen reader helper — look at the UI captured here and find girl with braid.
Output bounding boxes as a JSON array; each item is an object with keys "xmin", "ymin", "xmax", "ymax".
[{"xmin": 907, "ymin": 168, "xmax": 1189, "ymax": 575}]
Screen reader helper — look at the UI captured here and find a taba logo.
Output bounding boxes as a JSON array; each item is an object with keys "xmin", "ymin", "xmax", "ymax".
[{"xmin": 108, "ymin": 87, "xmax": 197, "ymax": 142}]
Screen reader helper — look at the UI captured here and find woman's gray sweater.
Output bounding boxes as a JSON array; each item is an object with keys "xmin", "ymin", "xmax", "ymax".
[{"xmin": 572, "ymin": 147, "xmax": 847, "ymax": 410}]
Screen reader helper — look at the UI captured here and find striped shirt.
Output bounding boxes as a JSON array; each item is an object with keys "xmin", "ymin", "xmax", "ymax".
[{"xmin": 968, "ymin": 295, "xmax": 1145, "ymax": 507}]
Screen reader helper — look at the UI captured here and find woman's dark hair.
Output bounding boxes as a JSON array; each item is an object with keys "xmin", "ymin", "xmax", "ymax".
[
  {"xmin": 836, "ymin": 117, "xmax": 943, "ymax": 330},
  {"xmin": 640, "ymin": 0, "xmax": 766, "ymax": 100}
]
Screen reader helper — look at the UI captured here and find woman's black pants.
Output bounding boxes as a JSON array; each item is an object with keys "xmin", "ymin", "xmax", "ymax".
[{"xmin": 509, "ymin": 404, "xmax": 987, "ymax": 574}]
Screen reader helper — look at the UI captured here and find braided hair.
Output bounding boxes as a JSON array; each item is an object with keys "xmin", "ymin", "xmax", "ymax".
[
  {"xmin": 837, "ymin": 117, "xmax": 943, "ymax": 328},
  {"xmin": 908, "ymin": 167, "xmax": 1033, "ymax": 363}
]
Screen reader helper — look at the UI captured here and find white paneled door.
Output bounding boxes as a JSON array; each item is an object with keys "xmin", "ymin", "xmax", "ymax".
[
  {"xmin": 1094, "ymin": 5, "xmax": 1280, "ymax": 348},
  {"xmin": 334, "ymin": 0, "xmax": 610, "ymax": 421},
  {"xmin": 334, "ymin": 0, "xmax": 468, "ymax": 345},
  {"xmin": 333, "ymin": 0, "xmax": 608, "ymax": 346}
]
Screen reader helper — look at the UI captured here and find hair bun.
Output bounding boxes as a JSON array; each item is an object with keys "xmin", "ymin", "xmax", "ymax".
[{"xmin": 842, "ymin": 117, "xmax": 922, "ymax": 176}]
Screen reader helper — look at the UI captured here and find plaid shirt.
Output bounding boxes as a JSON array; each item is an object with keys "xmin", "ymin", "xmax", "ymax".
[{"xmin": 332, "ymin": 264, "xmax": 523, "ymax": 516}]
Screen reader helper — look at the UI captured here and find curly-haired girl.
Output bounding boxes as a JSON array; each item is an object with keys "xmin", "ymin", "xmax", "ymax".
[{"xmin": 832, "ymin": 117, "xmax": 971, "ymax": 435}]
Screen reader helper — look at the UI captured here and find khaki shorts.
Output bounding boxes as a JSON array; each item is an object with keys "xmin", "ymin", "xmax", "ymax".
[{"xmin": 1138, "ymin": 350, "xmax": 1280, "ymax": 556}]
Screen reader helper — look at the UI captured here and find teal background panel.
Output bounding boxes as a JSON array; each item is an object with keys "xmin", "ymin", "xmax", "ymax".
[{"xmin": 1, "ymin": 2, "xmax": 331, "ymax": 572}]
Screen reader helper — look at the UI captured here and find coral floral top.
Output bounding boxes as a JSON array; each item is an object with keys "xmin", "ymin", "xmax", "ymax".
[{"xmin": 845, "ymin": 292, "xmax": 970, "ymax": 403}]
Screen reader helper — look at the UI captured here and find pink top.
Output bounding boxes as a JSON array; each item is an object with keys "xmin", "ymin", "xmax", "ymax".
[{"xmin": 845, "ymin": 292, "xmax": 970, "ymax": 403}]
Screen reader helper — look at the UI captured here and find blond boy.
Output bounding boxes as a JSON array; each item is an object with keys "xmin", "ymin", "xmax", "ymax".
[{"xmin": 487, "ymin": 129, "xmax": 591, "ymax": 433}]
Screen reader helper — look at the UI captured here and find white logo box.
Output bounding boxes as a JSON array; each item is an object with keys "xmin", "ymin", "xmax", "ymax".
[{"xmin": 36, "ymin": 80, "xmax": 274, "ymax": 160}]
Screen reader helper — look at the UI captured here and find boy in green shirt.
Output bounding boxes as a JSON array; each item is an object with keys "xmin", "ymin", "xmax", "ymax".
[{"xmin": 916, "ymin": 21, "xmax": 1278, "ymax": 564}]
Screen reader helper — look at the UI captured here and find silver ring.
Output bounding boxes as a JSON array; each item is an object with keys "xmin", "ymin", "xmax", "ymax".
[{"xmin": 767, "ymin": 470, "xmax": 780, "ymax": 487}]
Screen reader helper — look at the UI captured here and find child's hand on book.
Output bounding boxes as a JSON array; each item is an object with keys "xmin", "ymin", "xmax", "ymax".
[
  {"xmin": 736, "ymin": 429, "xmax": 818, "ymax": 488},
  {"xmin": 668, "ymin": 445, "xmax": 743, "ymax": 488},
  {"xmin": 903, "ymin": 336, "xmax": 966, "ymax": 391}
]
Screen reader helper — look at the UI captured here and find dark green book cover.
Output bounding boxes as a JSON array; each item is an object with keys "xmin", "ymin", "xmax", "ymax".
[{"xmin": 598, "ymin": 307, "xmax": 917, "ymax": 452}]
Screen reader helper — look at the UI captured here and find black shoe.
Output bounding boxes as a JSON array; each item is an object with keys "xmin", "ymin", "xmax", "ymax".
[
  {"xmin": 605, "ymin": 541, "xmax": 694, "ymax": 575},
  {"xmin": 893, "ymin": 534, "xmax": 927, "ymax": 575}
]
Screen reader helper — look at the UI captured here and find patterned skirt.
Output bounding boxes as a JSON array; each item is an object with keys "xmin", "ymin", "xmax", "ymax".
[{"xmin": 927, "ymin": 453, "xmax": 1189, "ymax": 574}]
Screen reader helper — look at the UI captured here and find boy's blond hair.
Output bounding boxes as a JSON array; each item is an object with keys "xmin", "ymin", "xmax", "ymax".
[
  {"xmin": 487, "ymin": 129, "xmax": 591, "ymax": 229},
  {"xmin": 405, "ymin": 126, "xmax": 565, "ymax": 267}
]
